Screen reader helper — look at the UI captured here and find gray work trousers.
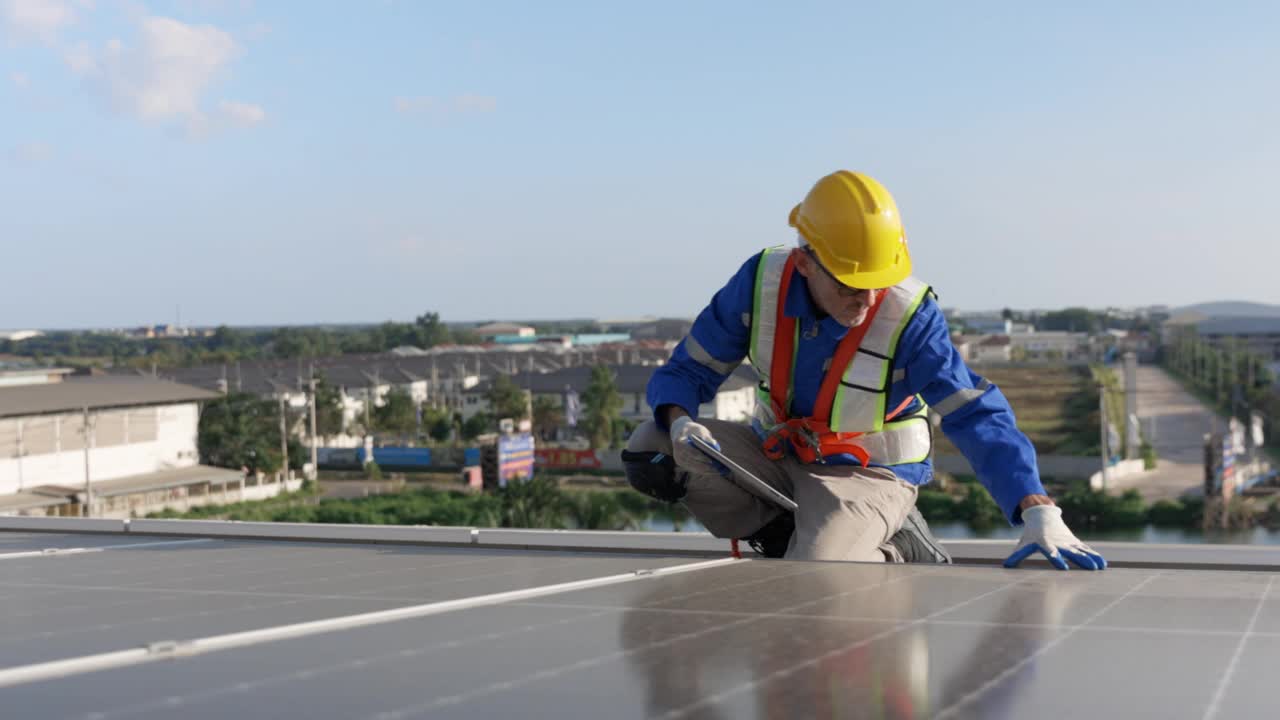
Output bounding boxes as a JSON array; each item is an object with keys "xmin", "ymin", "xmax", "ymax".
[{"xmin": 637, "ymin": 419, "xmax": 918, "ymax": 562}]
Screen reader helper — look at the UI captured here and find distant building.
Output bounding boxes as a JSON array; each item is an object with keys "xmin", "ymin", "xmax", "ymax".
[
  {"xmin": 473, "ymin": 323, "xmax": 536, "ymax": 340},
  {"xmin": 1192, "ymin": 317, "xmax": 1280, "ymax": 361},
  {"xmin": 1008, "ymin": 331, "xmax": 1090, "ymax": 360},
  {"xmin": 0, "ymin": 330, "xmax": 43, "ymax": 342},
  {"xmin": 0, "ymin": 374, "xmax": 284, "ymax": 518},
  {"xmin": 972, "ymin": 335, "xmax": 1012, "ymax": 363},
  {"xmin": 571, "ymin": 333, "xmax": 632, "ymax": 346},
  {"xmin": 464, "ymin": 364, "xmax": 759, "ymax": 426},
  {"xmin": 629, "ymin": 319, "xmax": 694, "ymax": 342},
  {"xmin": 121, "ymin": 346, "xmax": 675, "ymax": 442},
  {"xmin": 954, "ymin": 314, "xmax": 1010, "ymax": 336},
  {"xmin": 950, "ymin": 334, "xmax": 974, "ymax": 363},
  {"xmin": 0, "ymin": 367, "xmax": 74, "ymax": 388}
]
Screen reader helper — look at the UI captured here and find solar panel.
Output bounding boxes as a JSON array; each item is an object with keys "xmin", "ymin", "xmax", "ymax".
[
  {"xmin": 0, "ymin": 532, "xmax": 154, "ymax": 553},
  {"xmin": 0, "ymin": 527, "xmax": 1276, "ymax": 719}
]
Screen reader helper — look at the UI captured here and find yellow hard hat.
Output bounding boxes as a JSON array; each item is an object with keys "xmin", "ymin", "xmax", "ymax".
[{"xmin": 789, "ymin": 170, "xmax": 912, "ymax": 289}]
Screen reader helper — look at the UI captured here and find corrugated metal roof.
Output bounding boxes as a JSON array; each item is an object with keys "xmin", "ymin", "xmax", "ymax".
[
  {"xmin": 1197, "ymin": 316, "xmax": 1280, "ymax": 336},
  {"xmin": 0, "ymin": 491, "xmax": 70, "ymax": 512},
  {"xmin": 89, "ymin": 465, "xmax": 243, "ymax": 497},
  {"xmin": 0, "ymin": 377, "xmax": 220, "ymax": 418}
]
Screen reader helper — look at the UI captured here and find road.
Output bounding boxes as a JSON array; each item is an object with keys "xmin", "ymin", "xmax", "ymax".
[{"xmin": 1107, "ymin": 365, "xmax": 1221, "ymax": 502}]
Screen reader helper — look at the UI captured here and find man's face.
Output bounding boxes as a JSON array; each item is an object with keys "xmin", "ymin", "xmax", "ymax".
[{"xmin": 795, "ymin": 248, "xmax": 879, "ymax": 328}]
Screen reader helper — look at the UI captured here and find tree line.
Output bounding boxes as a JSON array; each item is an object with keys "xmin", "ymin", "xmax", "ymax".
[{"xmin": 2, "ymin": 312, "xmax": 478, "ymax": 369}]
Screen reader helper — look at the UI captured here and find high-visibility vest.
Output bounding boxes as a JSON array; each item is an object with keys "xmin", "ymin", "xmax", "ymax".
[{"xmin": 749, "ymin": 246, "xmax": 933, "ymax": 466}]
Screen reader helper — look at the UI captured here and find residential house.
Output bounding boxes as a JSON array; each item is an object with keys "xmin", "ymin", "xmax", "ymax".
[
  {"xmin": 972, "ymin": 335, "xmax": 1013, "ymax": 363},
  {"xmin": 473, "ymin": 322, "xmax": 536, "ymax": 340},
  {"xmin": 464, "ymin": 364, "xmax": 759, "ymax": 426},
  {"xmin": 1008, "ymin": 331, "xmax": 1090, "ymax": 360}
]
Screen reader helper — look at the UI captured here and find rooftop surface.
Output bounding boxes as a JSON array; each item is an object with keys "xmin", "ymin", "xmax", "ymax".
[
  {"xmin": 0, "ymin": 376, "xmax": 219, "ymax": 418},
  {"xmin": 0, "ymin": 518, "xmax": 1277, "ymax": 718}
]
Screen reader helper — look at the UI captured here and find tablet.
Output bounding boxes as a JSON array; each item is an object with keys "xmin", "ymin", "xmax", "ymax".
[{"xmin": 689, "ymin": 435, "xmax": 799, "ymax": 513}]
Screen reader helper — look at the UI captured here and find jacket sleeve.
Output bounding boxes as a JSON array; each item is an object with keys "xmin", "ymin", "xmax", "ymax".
[
  {"xmin": 646, "ymin": 253, "xmax": 761, "ymax": 429},
  {"xmin": 898, "ymin": 299, "xmax": 1047, "ymax": 525}
]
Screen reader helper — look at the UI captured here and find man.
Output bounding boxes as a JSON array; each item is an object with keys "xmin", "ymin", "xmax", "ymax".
[{"xmin": 627, "ymin": 170, "xmax": 1105, "ymax": 570}]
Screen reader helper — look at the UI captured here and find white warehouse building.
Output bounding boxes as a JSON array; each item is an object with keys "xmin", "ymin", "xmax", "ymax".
[{"xmin": 0, "ymin": 372, "xmax": 292, "ymax": 518}]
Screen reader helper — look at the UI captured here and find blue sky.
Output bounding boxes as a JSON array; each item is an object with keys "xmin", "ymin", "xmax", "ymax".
[{"xmin": 3, "ymin": 1, "xmax": 1278, "ymax": 329}]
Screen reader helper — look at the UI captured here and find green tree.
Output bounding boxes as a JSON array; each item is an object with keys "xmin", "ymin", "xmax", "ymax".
[
  {"xmin": 487, "ymin": 374, "xmax": 530, "ymax": 421},
  {"xmin": 957, "ymin": 483, "xmax": 1003, "ymax": 530},
  {"xmin": 580, "ymin": 365, "xmax": 623, "ymax": 449},
  {"xmin": 373, "ymin": 387, "xmax": 418, "ymax": 436},
  {"xmin": 422, "ymin": 406, "xmax": 454, "ymax": 443},
  {"xmin": 498, "ymin": 476, "xmax": 566, "ymax": 528},
  {"xmin": 312, "ymin": 374, "xmax": 346, "ymax": 437},
  {"xmin": 1039, "ymin": 307, "xmax": 1102, "ymax": 334},
  {"xmin": 564, "ymin": 490, "xmax": 639, "ymax": 530},
  {"xmin": 451, "ymin": 329, "xmax": 481, "ymax": 345},
  {"xmin": 207, "ymin": 325, "xmax": 248, "ymax": 354},
  {"xmin": 414, "ymin": 312, "xmax": 453, "ymax": 348},
  {"xmin": 531, "ymin": 396, "xmax": 563, "ymax": 440},
  {"xmin": 198, "ymin": 393, "xmax": 283, "ymax": 473},
  {"xmin": 462, "ymin": 413, "xmax": 494, "ymax": 440}
]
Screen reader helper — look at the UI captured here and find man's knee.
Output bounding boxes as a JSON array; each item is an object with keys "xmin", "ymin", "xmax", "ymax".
[{"xmin": 622, "ymin": 421, "xmax": 686, "ymax": 503}]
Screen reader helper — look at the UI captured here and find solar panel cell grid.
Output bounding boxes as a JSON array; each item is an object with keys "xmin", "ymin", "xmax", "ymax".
[{"xmin": 0, "ymin": 529, "xmax": 1276, "ymax": 719}]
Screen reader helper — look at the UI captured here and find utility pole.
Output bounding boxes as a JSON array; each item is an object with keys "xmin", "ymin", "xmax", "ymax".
[
  {"xmin": 1124, "ymin": 352, "xmax": 1140, "ymax": 459},
  {"xmin": 430, "ymin": 360, "xmax": 439, "ymax": 409},
  {"xmin": 279, "ymin": 394, "xmax": 289, "ymax": 481},
  {"xmin": 82, "ymin": 406, "xmax": 94, "ymax": 517},
  {"xmin": 1217, "ymin": 347, "xmax": 1226, "ymax": 406},
  {"xmin": 308, "ymin": 372, "xmax": 319, "ymax": 480},
  {"xmin": 364, "ymin": 381, "xmax": 372, "ymax": 431},
  {"xmin": 1098, "ymin": 385, "xmax": 1110, "ymax": 492}
]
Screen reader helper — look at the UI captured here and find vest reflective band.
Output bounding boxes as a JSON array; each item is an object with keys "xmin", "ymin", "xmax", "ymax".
[{"xmin": 748, "ymin": 246, "xmax": 933, "ymax": 466}]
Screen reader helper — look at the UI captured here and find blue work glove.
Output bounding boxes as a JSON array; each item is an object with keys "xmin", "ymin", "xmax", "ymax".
[
  {"xmin": 1004, "ymin": 505, "xmax": 1107, "ymax": 571},
  {"xmin": 669, "ymin": 416, "xmax": 730, "ymax": 478}
]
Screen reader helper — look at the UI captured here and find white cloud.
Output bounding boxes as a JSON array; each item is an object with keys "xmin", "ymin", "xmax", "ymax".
[
  {"xmin": 393, "ymin": 95, "xmax": 433, "ymax": 114},
  {"xmin": 68, "ymin": 15, "xmax": 263, "ymax": 134},
  {"xmin": 219, "ymin": 99, "xmax": 263, "ymax": 127},
  {"xmin": 63, "ymin": 40, "xmax": 94, "ymax": 72},
  {"xmin": 394, "ymin": 94, "xmax": 497, "ymax": 116},
  {"xmin": 10, "ymin": 70, "xmax": 28, "ymax": 87},
  {"xmin": 453, "ymin": 94, "xmax": 496, "ymax": 113},
  {"xmin": 242, "ymin": 20, "xmax": 269, "ymax": 39},
  {"xmin": 176, "ymin": 0, "xmax": 254, "ymax": 13},
  {"xmin": 1, "ymin": 0, "xmax": 78, "ymax": 43},
  {"xmin": 9, "ymin": 140, "xmax": 53, "ymax": 164},
  {"xmin": 399, "ymin": 236, "xmax": 424, "ymax": 254}
]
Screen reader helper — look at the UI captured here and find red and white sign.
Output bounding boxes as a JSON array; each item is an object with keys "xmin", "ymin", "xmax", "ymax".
[{"xmin": 535, "ymin": 448, "xmax": 602, "ymax": 469}]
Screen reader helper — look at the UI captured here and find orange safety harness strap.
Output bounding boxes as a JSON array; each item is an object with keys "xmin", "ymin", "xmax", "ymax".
[{"xmin": 761, "ymin": 249, "xmax": 897, "ymax": 466}]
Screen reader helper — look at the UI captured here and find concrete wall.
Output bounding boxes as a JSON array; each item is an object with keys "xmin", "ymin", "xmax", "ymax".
[
  {"xmin": 92, "ymin": 476, "xmax": 304, "ymax": 519},
  {"xmin": 972, "ymin": 345, "xmax": 1012, "ymax": 363},
  {"xmin": 1089, "ymin": 459, "xmax": 1147, "ymax": 491},
  {"xmin": 0, "ymin": 403, "xmax": 200, "ymax": 495}
]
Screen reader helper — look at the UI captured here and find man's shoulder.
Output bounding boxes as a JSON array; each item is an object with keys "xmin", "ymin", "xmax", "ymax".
[
  {"xmin": 894, "ymin": 293, "xmax": 950, "ymax": 353},
  {"xmin": 722, "ymin": 248, "xmax": 775, "ymax": 289}
]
